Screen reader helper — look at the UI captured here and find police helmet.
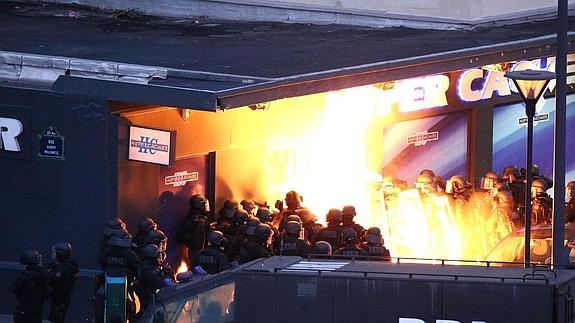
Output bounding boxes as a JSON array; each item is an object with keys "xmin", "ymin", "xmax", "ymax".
[
  {"xmin": 233, "ymin": 209, "xmax": 249, "ymax": 225},
  {"xmin": 341, "ymin": 205, "xmax": 356, "ymax": 217},
  {"xmin": 531, "ymin": 178, "xmax": 548, "ymax": 197},
  {"xmin": 341, "ymin": 227, "xmax": 357, "ymax": 242},
  {"xmin": 256, "ymin": 207, "xmax": 272, "ymax": 222},
  {"xmin": 287, "ymin": 215, "xmax": 302, "ymax": 223},
  {"xmin": 255, "ymin": 224, "xmax": 273, "ymax": 242},
  {"xmin": 244, "ymin": 216, "xmax": 261, "ymax": 236},
  {"xmin": 313, "ymin": 241, "xmax": 332, "ymax": 255},
  {"xmin": 326, "ymin": 208, "xmax": 343, "ymax": 223},
  {"xmin": 189, "ymin": 194, "xmax": 207, "ymax": 211},
  {"xmin": 140, "ymin": 244, "xmax": 159, "ymax": 259},
  {"xmin": 138, "ymin": 217, "xmax": 157, "ymax": 233},
  {"xmin": 531, "ymin": 164, "xmax": 541, "ymax": 176},
  {"xmin": 107, "ymin": 228, "xmax": 133, "ymax": 248},
  {"xmin": 20, "ymin": 250, "xmax": 42, "ymax": 266},
  {"xmin": 208, "ymin": 230, "xmax": 228, "ymax": 247},
  {"xmin": 285, "ymin": 191, "xmax": 302, "ymax": 207},
  {"xmin": 366, "ymin": 227, "xmax": 384, "ymax": 245},
  {"xmin": 220, "ymin": 199, "xmax": 240, "ymax": 220},
  {"xmin": 240, "ymin": 199, "xmax": 256, "ymax": 214},
  {"xmin": 107, "ymin": 217, "xmax": 126, "ymax": 229},
  {"xmin": 285, "ymin": 221, "xmax": 302, "ymax": 235},
  {"xmin": 502, "ymin": 165, "xmax": 521, "ymax": 183},
  {"xmin": 146, "ymin": 229, "xmax": 168, "ymax": 252},
  {"xmin": 446, "ymin": 175, "xmax": 468, "ymax": 194},
  {"xmin": 52, "ymin": 242, "xmax": 72, "ymax": 259},
  {"xmin": 419, "ymin": 169, "xmax": 435, "ymax": 177}
]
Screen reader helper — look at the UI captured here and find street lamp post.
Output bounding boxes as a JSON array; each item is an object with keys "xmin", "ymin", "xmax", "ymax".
[{"xmin": 504, "ymin": 69, "xmax": 555, "ymax": 268}]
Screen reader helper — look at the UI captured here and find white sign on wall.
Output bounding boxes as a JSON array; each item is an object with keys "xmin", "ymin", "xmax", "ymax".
[
  {"xmin": 128, "ymin": 125, "xmax": 175, "ymax": 166},
  {"xmin": 0, "ymin": 117, "xmax": 23, "ymax": 152}
]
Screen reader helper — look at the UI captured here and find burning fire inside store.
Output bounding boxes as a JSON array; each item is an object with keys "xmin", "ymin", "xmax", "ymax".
[{"xmin": 226, "ymin": 84, "xmax": 515, "ymax": 263}]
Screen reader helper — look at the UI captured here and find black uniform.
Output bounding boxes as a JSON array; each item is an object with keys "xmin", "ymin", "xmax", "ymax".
[
  {"xmin": 12, "ymin": 265, "xmax": 48, "ymax": 323},
  {"xmin": 314, "ymin": 225, "xmax": 343, "ymax": 251},
  {"xmin": 532, "ymin": 195, "xmax": 553, "ymax": 225},
  {"xmin": 566, "ymin": 197, "xmax": 575, "ymax": 223},
  {"xmin": 361, "ymin": 243, "xmax": 391, "ymax": 261},
  {"xmin": 276, "ymin": 235, "xmax": 310, "ymax": 257},
  {"xmin": 333, "ymin": 243, "xmax": 368, "ymax": 257},
  {"xmin": 136, "ymin": 259, "xmax": 165, "ymax": 313},
  {"xmin": 99, "ymin": 246, "xmax": 141, "ymax": 283},
  {"xmin": 192, "ymin": 245, "xmax": 230, "ymax": 274},
  {"xmin": 239, "ymin": 238, "xmax": 273, "ymax": 264},
  {"xmin": 47, "ymin": 258, "xmax": 80, "ymax": 323},
  {"xmin": 342, "ymin": 223, "xmax": 365, "ymax": 242},
  {"xmin": 178, "ymin": 211, "xmax": 210, "ymax": 265}
]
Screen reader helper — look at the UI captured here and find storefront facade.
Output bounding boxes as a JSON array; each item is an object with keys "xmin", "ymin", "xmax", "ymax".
[{"xmin": 0, "ymin": 15, "xmax": 574, "ymax": 319}]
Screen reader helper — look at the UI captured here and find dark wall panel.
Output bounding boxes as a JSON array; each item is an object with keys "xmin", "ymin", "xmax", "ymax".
[{"xmin": 0, "ymin": 86, "xmax": 117, "ymax": 317}]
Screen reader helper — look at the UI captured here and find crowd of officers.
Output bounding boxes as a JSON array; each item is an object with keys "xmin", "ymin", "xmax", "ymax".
[
  {"xmin": 96, "ymin": 190, "xmax": 391, "ymax": 320},
  {"xmin": 384, "ymin": 165, "xmax": 575, "ymax": 229},
  {"xmin": 12, "ymin": 243, "xmax": 80, "ymax": 323}
]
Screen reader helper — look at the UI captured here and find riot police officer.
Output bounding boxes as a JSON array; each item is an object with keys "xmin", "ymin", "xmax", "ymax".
[
  {"xmin": 217, "ymin": 199, "xmax": 240, "ymax": 226},
  {"xmin": 177, "ymin": 194, "xmax": 210, "ymax": 266},
  {"xmin": 566, "ymin": 181, "xmax": 575, "ymax": 223},
  {"xmin": 239, "ymin": 224, "xmax": 274, "ymax": 264},
  {"xmin": 341, "ymin": 205, "xmax": 365, "ymax": 241},
  {"xmin": 132, "ymin": 217, "xmax": 157, "ymax": 251},
  {"xmin": 275, "ymin": 191, "xmax": 310, "ymax": 232},
  {"xmin": 144, "ymin": 229, "xmax": 175, "ymax": 282},
  {"xmin": 101, "ymin": 218, "xmax": 126, "ymax": 251},
  {"xmin": 446, "ymin": 175, "xmax": 473, "ymax": 203},
  {"xmin": 47, "ymin": 242, "xmax": 80, "ymax": 323},
  {"xmin": 276, "ymin": 221, "xmax": 310, "ymax": 257},
  {"xmin": 502, "ymin": 165, "xmax": 525, "ymax": 216},
  {"xmin": 494, "ymin": 182, "xmax": 522, "ymax": 228},
  {"xmin": 12, "ymin": 250, "xmax": 47, "ymax": 323},
  {"xmin": 531, "ymin": 178, "xmax": 553, "ymax": 225},
  {"xmin": 361, "ymin": 227, "xmax": 391, "ymax": 261},
  {"xmin": 136, "ymin": 244, "xmax": 170, "ymax": 313},
  {"xmin": 297, "ymin": 209, "xmax": 322, "ymax": 244},
  {"xmin": 192, "ymin": 231, "xmax": 230, "ymax": 274},
  {"xmin": 314, "ymin": 208, "xmax": 344, "ymax": 251},
  {"xmin": 225, "ymin": 209, "xmax": 250, "ymax": 263},
  {"xmin": 98, "ymin": 229, "xmax": 141, "ymax": 321},
  {"xmin": 333, "ymin": 228, "xmax": 368, "ymax": 257},
  {"xmin": 256, "ymin": 207, "xmax": 281, "ymax": 251}
]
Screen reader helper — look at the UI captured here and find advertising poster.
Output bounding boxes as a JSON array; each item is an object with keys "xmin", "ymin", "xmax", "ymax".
[
  {"xmin": 493, "ymin": 94, "xmax": 575, "ymax": 195},
  {"xmin": 157, "ymin": 155, "xmax": 207, "ymax": 269},
  {"xmin": 382, "ymin": 112, "xmax": 468, "ymax": 185}
]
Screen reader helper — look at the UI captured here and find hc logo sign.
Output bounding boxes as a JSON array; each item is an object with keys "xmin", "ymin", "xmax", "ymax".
[
  {"xmin": 138, "ymin": 136, "xmax": 158, "ymax": 154},
  {"xmin": 0, "ymin": 117, "xmax": 23, "ymax": 152}
]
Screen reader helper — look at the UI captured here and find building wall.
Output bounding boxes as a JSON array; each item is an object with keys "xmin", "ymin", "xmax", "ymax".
[
  {"xmin": 44, "ymin": 0, "xmax": 574, "ymax": 29},
  {"xmin": 0, "ymin": 86, "xmax": 118, "ymax": 320}
]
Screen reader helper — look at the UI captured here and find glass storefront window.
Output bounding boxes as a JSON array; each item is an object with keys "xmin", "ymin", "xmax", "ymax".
[{"xmin": 162, "ymin": 282, "xmax": 235, "ymax": 323}]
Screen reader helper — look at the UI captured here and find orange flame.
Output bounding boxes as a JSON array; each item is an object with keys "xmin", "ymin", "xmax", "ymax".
[
  {"xmin": 176, "ymin": 261, "xmax": 188, "ymax": 274},
  {"xmin": 262, "ymin": 86, "xmax": 513, "ymax": 262}
]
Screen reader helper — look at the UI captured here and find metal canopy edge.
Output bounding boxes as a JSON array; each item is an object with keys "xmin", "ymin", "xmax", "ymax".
[
  {"xmin": 52, "ymin": 75, "xmax": 219, "ymax": 112},
  {"xmin": 217, "ymin": 33, "xmax": 575, "ymax": 109}
]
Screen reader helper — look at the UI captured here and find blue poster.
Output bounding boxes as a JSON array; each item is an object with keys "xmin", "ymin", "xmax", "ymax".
[
  {"xmin": 492, "ymin": 94, "xmax": 575, "ymax": 195},
  {"xmin": 382, "ymin": 112, "xmax": 468, "ymax": 185}
]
